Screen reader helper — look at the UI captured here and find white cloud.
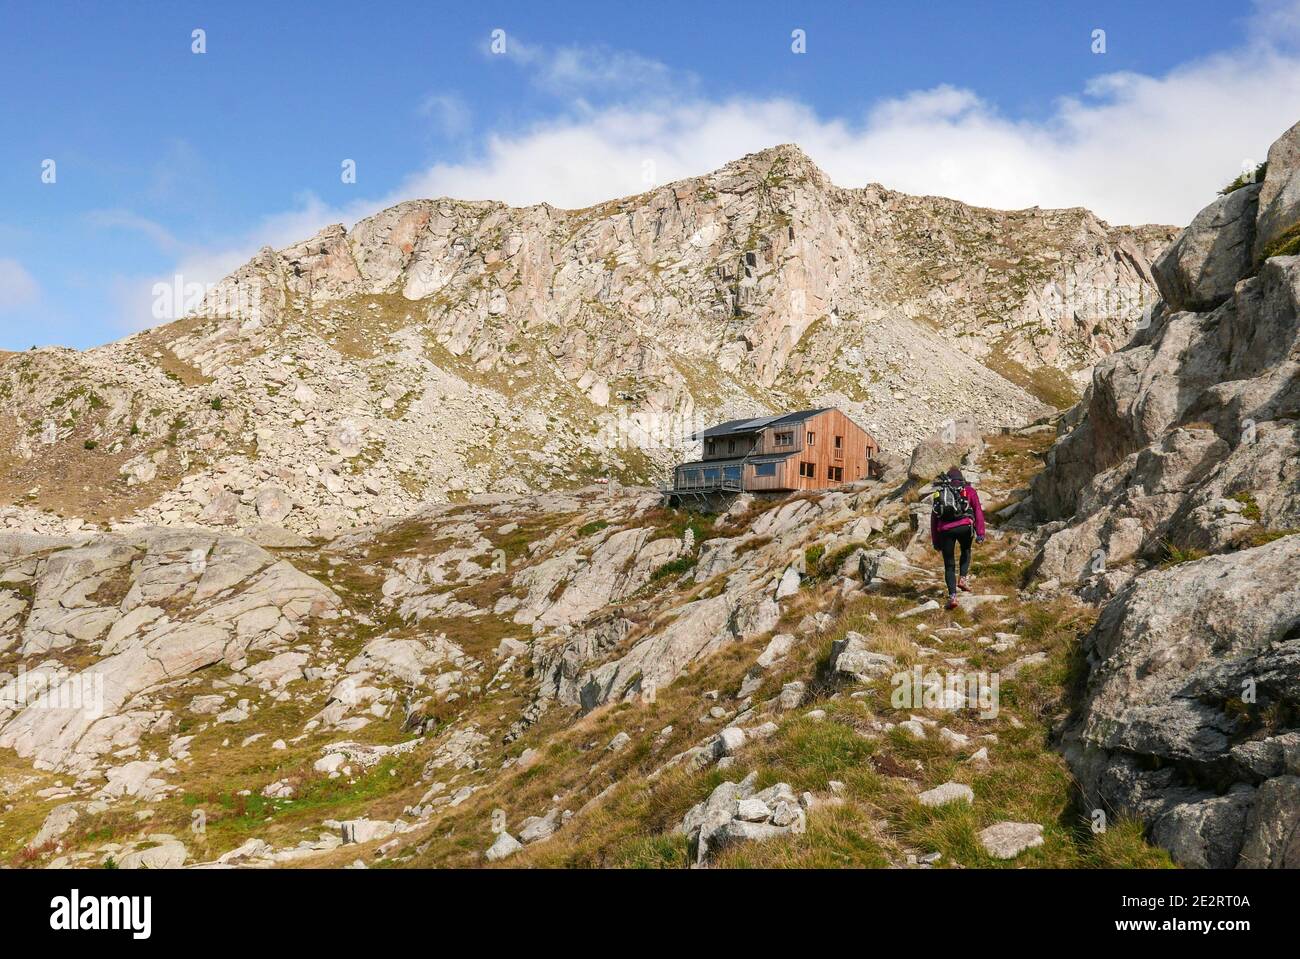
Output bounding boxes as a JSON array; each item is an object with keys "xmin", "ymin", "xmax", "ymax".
[
  {"xmin": 397, "ymin": 43, "xmax": 1300, "ymax": 225},
  {"xmin": 417, "ymin": 93, "xmax": 472, "ymax": 138},
  {"xmin": 494, "ymin": 37, "xmax": 689, "ymax": 98},
  {"xmin": 86, "ymin": 209, "xmax": 182, "ymax": 253},
  {"xmin": 0, "ymin": 259, "xmax": 40, "ymax": 313}
]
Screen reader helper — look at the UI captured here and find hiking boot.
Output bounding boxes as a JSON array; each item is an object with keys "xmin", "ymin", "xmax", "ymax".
[
  {"xmin": 957, "ymin": 577, "xmax": 971, "ymax": 592},
  {"xmin": 945, "ymin": 596, "xmax": 959, "ymax": 610}
]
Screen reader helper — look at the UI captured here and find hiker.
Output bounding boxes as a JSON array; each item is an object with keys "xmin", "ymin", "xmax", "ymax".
[{"xmin": 930, "ymin": 467, "xmax": 985, "ymax": 610}]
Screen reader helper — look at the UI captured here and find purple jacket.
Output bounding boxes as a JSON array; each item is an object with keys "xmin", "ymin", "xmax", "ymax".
[{"xmin": 930, "ymin": 483, "xmax": 986, "ymax": 548}]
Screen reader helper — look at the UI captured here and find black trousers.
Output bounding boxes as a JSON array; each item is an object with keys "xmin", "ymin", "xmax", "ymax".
[{"xmin": 938, "ymin": 525, "xmax": 973, "ymax": 596}]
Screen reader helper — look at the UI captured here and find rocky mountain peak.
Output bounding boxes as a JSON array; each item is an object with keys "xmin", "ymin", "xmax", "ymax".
[{"xmin": 0, "ymin": 144, "xmax": 1172, "ymax": 535}]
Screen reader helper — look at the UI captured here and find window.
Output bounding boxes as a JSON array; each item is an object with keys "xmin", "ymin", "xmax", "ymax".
[
  {"xmin": 754, "ymin": 462, "xmax": 776, "ymax": 477},
  {"xmin": 774, "ymin": 431, "xmax": 794, "ymax": 447},
  {"xmin": 807, "ymin": 431, "xmax": 816, "ymax": 445},
  {"xmin": 727, "ymin": 439, "xmax": 736, "ymax": 454},
  {"xmin": 703, "ymin": 467, "xmax": 721, "ymax": 484},
  {"xmin": 834, "ymin": 435, "xmax": 843, "ymax": 449},
  {"xmin": 827, "ymin": 466, "xmax": 843, "ymax": 482},
  {"xmin": 723, "ymin": 465, "xmax": 742, "ymax": 483},
  {"xmin": 705, "ymin": 440, "xmax": 715, "ymax": 456},
  {"xmin": 799, "ymin": 462, "xmax": 816, "ymax": 478}
]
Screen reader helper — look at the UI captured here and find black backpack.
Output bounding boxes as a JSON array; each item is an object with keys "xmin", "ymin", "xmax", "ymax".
[{"xmin": 932, "ymin": 475, "xmax": 973, "ymax": 522}]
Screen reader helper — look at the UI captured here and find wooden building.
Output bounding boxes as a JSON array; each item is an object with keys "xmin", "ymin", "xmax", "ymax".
[{"xmin": 670, "ymin": 408, "xmax": 879, "ymax": 496}]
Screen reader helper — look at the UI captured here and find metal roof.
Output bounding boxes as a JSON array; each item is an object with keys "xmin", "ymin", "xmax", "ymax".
[{"xmin": 695, "ymin": 408, "xmax": 830, "ymax": 440}]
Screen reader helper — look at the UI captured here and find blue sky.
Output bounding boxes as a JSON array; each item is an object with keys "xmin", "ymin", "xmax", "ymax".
[{"xmin": 2, "ymin": 0, "xmax": 1299, "ymax": 350}]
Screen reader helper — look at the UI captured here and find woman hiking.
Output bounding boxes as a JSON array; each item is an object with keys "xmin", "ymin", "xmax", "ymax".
[{"xmin": 930, "ymin": 467, "xmax": 986, "ymax": 610}]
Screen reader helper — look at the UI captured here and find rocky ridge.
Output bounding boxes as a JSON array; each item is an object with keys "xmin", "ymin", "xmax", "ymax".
[
  {"xmin": 1027, "ymin": 119, "xmax": 1300, "ymax": 868},
  {"xmin": 0, "ymin": 145, "xmax": 1171, "ymax": 534}
]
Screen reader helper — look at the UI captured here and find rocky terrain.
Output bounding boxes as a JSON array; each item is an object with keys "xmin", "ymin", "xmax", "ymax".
[
  {"xmin": 1027, "ymin": 119, "xmax": 1300, "ymax": 868},
  {"xmin": 0, "ymin": 145, "xmax": 1171, "ymax": 536},
  {"xmin": 5, "ymin": 421, "xmax": 1159, "ymax": 870},
  {"xmin": 2, "ymin": 121, "xmax": 1297, "ymax": 872}
]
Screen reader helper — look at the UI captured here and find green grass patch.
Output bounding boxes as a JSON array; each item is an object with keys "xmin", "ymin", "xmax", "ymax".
[{"xmin": 1262, "ymin": 221, "xmax": 1300, "ymax": 260}]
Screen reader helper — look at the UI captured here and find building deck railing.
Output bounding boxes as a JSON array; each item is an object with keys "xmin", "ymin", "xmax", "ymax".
[{"xmin": 664, "ymin": 476, "xmax": 743, "ymax": 494}]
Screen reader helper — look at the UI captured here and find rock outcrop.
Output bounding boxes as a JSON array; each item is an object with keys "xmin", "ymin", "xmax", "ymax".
[
  {"xmin": 0, "ymin": 529, "xmax": 340, "ymax": 772},
  {"xmin": 1032, "ymin": 118, "xmax": 1300, "ymax": 867},
  {"xmin": 1255, "ymin": 119, "xmax": 1300, "ymax": 260}
]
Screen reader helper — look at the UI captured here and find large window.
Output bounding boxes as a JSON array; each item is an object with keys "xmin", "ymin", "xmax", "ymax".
[
  {"xmin": 799, "ymin": 462, "xmax": 816, "ymax": 478},
  {"xmin": 774, "ymin": 431, "xmax": 794, "ymax": 447},
  {"xmin": 754, "ymin": 462, "xmax": 776, "ymax": 477},
  {"xmin": 827, "ymin": 466, "xmax": 843, "ymax": 482}
]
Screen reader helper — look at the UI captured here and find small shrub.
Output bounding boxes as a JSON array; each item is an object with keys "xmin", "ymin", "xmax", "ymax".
[
  {"xmin": 1219, "ymin": 162, "xmax": 1266, "ymax": 196},
  {"xmin": 1228, "ymin": 526, "xmax": 1300, "ymax": 550},
  {"xmin": 578, "ymin": 520, "xmax": 609, "ymax": 537},
  {"xmin": 83, "ymin": 439, "xmax": 98, "ymax": 450},
  {"xmin": 1231, "ymin": 491, "xmax": 1261, "ymax": 522},
  {"xmin": 1158, "ymin": 541, "xmax": 1205, "ymax": 568},
  {"xmin": 1262, "ymin": 221, "xmax": 1300, "ymax": 260},
  {"xmin": 651, "ymin": 556, "xmax": 697, "ymax": 581},
  {"xmin": 210, "ymin": 397, "xmax": 224, "ymax": 411}
]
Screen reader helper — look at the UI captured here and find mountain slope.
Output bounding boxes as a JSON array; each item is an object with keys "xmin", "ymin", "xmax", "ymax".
[
  {"xmin": 0, "ymin": 425, "xmax": 1169, "ymax": 870},
  {"xmin": 1025, "ymin": 119, "xmax": 1300, "ymax": 868},
  {"xmin": 0, "ymin": 145, "xmax": 1171, "ymax": 534}
]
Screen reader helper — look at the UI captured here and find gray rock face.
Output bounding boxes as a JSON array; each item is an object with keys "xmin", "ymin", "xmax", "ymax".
[
  {"xmin": 917, "ymin": 782, "xmax": 973, "ymax": 807},
  {"xmin": 484, "ymin": 831, "xmax": 523, "ymax": 862},
  {"xmin": 117, "ymin": 839, "xmax": 187, "ymax": 869},
  {"xmin": 571, "ymin": 586, "xmax": 779, "ymax": 710},
  {"xmin": 908, "ymin": 417, "xmax": 983, "ymax": 482},
  {"xmin": 1152, "ymin": 184, "xmax": 1259, "ymax": 313},
  {"xmin": 828, "ymin": 631, "xmax": 897, "ymax": 683},
  {"xmin": 254, "ymin": 486, "xmax": 294, "ymax": 524},
  {"xmin": 1062, "ymin": 534, "xmax": 1300, "ymax": 868},
  {"xmin": 29, "ymin": 802, "xmax": 83, "ymax": 849},
  {"xmin": 1032, "ymin": 253, "xmax": 1300, "ymax": 582},
  {"xmin": 857, "ymin": 546, "xmax": 920, "ymax": 585},
  {"xmin": 1255, "ymin": 119, "xmax": 1300, "ymax": 261},
  {"xmin": 1238, "ymin": 776, "xmax": 1300, "ymax": 868},
  {"xmin": 978, "ymin": 821, "xmax": 1043, "ymax": 859},
  {"xmin": 1032, "ymin": 120, "xmax": 1300, "ymax": 869},
  {"xmin": 678, "ymin": 775, "xmax": 806, "ymax": 864},
  {"xmin": 0, "ymin": 529, "xmax": 340, "ymax": 772}
]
